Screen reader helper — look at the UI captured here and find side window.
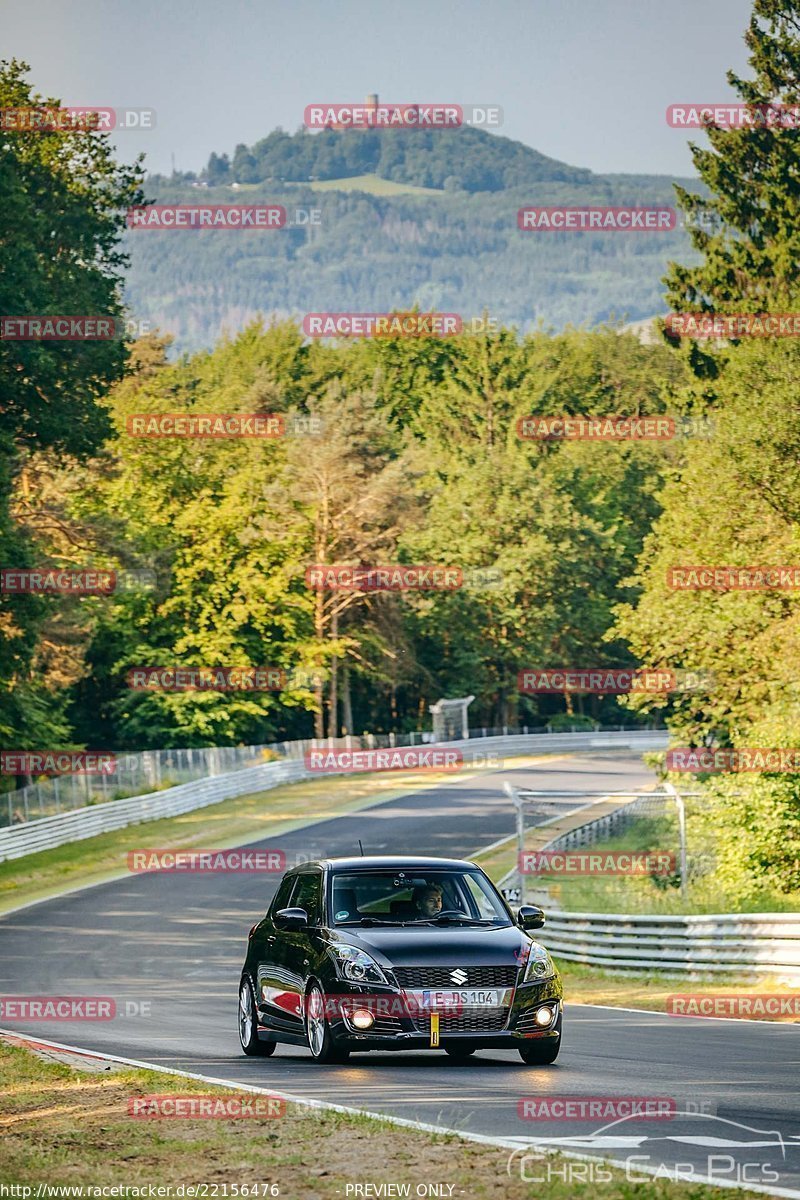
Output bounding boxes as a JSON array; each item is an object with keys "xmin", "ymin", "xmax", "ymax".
[
  {"xmin": 268, "ymin": 875, "xmax": 296, "ymax": 917},
  {"xmin": 291, "ymin": 872, "xmax": 322, "ymax": 925},
  {"xmin": 462, "ymin": 875, "xmax": 500, "ymax": 919}
]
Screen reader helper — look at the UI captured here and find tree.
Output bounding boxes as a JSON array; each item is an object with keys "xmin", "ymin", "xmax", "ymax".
[
  {"xmin": 0, "ymin": 60, "xmax": 144, "ymax": 454},
  {"xmin": 400, "ymin": 327, "xmax": 685, "ymax": 727},
  {"xmin": 0, "ymin": 60, "xmax": 144, "ymax": 755},
  {"xmin": 665, "ymin": 1, "xmax": 800, "ymax": 318},
  {"xmin": 74, "ymin": 327, "xmax": 318, "ymax": 748},
  {"xmin": 284, "ymin": 383, "xmax": 414, "ymax": 738},
  {"xmin": 614, "ymin": 336, "xmax": 800, "ymax": 746}
]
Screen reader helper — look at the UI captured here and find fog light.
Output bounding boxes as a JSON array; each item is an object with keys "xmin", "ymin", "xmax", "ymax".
[
  {"xmin": 351, "ymin": 1008, "xmax": 375, "ymax": 1030},
  {"xmin": 535, "ymin": 1006, "xmax": 554, "ymax": 1026}
]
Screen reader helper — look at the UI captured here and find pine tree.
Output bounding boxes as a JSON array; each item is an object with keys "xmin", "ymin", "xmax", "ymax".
[{"xmin": 665, "ymin": 0, "xmax": 800, "ymax": 316}]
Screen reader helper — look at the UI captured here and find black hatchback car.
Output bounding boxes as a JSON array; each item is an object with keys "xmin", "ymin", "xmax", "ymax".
[{"xmin": 238, "ymin": 855, "xmax": 563, "ymax": 1064}]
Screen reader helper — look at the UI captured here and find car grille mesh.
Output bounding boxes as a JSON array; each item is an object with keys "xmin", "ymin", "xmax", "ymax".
[
  {"xmin": 394, "ymin": 965, "xmax": 518, "ymax": 989},
  {"xmin": 414, "ymin": 1009, "xmax": 509, "ymax": 1033}
]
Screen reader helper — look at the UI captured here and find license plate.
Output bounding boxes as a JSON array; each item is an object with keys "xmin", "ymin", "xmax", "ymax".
[{"xmin": 421, "ymin": 989, "xmax": 500, "ymax": 1009}]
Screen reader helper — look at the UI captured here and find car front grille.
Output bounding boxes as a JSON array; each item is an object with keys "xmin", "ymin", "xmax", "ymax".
[
  {"xmin": 414, "ymin": 1009, "xmax": 509, "ymax": 1033},
  {"xmin": 394, "ymin": 965, "xmax": 518, "ymax": 989}
]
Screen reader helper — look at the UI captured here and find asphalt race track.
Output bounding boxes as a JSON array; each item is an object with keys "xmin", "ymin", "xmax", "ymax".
[{"xmin": 2, "ymin": 752, "xmax": 799, "ymax": 1195}]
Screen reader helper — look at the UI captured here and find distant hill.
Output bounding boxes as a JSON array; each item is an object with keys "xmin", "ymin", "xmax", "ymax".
[
  {"xmin": 125, "ymin": 126, "xmax": 700, "ymax": 354},
  {"xmin": 204, "ymin": 125, "xmax": 594, "ymax": 192}
]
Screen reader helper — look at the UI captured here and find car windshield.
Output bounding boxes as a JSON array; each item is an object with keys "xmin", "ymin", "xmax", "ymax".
[{"xmin": 329, "ymin": 869, "xmax": 511, "ymax": 926}]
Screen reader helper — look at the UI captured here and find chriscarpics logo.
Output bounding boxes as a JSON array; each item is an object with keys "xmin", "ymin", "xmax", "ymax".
[{"xmin": 506, "ymin": 1110, "xmax": 792, "ymax": 1189}]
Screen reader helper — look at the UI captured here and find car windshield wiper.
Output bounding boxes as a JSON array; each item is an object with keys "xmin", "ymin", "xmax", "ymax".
[
  {"xmin": 336, "ymin": 917, "xmax": 408, "ymax": 927},
  {"xmin": 414, "ymin": 916, "xmax": 501, "ymax": 926}
]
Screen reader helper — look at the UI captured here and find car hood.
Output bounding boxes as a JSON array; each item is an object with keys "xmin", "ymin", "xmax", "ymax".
[{"xmin": 330, "ymin": 923, "xmax": 529, "ymax": 967}]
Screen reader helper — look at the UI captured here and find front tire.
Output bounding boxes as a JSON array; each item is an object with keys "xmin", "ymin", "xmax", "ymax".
[
  {"xmin": 239, "ymin": 977, "xmax": 276, "ymax": 1057},
  {"xmin": 305, "ymin": 983, "xmax": 350, "ymax": 1064},
  {"xmin": 518, "ymin": 1014, "xmax": 562, "ymax": 1065},
  {"xmin": 519, "ymin": 1039, "xmax": 560, "ymax": 1064}
]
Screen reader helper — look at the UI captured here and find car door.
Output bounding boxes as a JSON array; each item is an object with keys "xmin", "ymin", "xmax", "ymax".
[
  {"xmin": 258, "ymin": 870, "xmax": 324, "ymax": 1035},
  {"xmin": 271, "ymin": 870, "xmax": 324, "ymax": 1035},
  {"xmin": 254, "ymin": 872, "xmax": 301, "ymax": 1032}
]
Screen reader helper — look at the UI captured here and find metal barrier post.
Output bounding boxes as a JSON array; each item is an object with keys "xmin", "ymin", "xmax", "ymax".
[
  {"xmin": 664, "ymin": 781, "xmax": 688, "ymax": 899},
  {"xmin": 504, "ymin": 782, "xmax": 526, "ymax": 905}
]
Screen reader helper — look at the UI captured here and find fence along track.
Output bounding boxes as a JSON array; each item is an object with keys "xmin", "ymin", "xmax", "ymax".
[{"xmin": 0, "ymin": 730, "xmax": 665, "ymax": 862}]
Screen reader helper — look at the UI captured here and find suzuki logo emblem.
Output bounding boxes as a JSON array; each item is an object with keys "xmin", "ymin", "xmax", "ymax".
[{"xmin": 450, "ymin": 969, "xmax": 468, "ymax": 984}]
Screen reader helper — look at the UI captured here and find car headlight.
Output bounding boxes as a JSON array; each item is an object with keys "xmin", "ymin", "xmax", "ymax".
[
  {"xmin": 330, "ymin": 944, "xmax": 389, "ymax": 985},
  {"xmin": 523, "ymin": 942, "xmax": 556, "ymax": 982}
]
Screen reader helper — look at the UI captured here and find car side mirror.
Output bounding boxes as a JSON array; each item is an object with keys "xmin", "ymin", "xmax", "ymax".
[
  {"xmin": 275, "ymin": 906, "xmax": 308, "ymax": 930},
  {"xmin": 517, "ymin": 905, "xmax": 545, "ymax": 930}
]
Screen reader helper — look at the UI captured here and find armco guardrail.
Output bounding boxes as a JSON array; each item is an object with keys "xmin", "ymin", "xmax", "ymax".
[
  {"xmin": 0, "ymin": 729, "xmax": 664, "ymax": 863},
  {"xmin": 544, "ymin": 789, "xmax": 673, "ymax": 850},
  {"xmin": 516, "ymin": 778, "xmax": 800, "ymax": 983},
  {"xmin": 1, "ymin": 732, "xmax": 439, "ymax": 827},
  {"xmin": 0, "ymin": 757, "xmax": 308, "ymax": 863},
  {"xmin": 0, "ymin": 723, "xmax": 655, "ymax": 827},
  {"xmin": 539, "ymin": 911, "xmax": 800, "ymax": 984}
]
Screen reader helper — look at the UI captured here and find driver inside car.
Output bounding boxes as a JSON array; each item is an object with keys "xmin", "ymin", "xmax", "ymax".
[{"xmin": 413, "ymin": 883, "xmax": 444, "ymax": 918}]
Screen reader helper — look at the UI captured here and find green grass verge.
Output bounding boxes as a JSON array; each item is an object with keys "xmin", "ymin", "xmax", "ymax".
[
  {"xmin": 479, "ymin": 825, "xmax": 800, "ymax": 1018},
  {"xmin": 309, "ymin": 172, "xmax": 445, "ymax": 195},
  {"xmin": 0, "ymin": 1039, "xmax": 767, "ymax": 1198},
  {"xmin": 560, "ymin": 961, "xmax": 800, "ymax": 1019},
  {"xmin": 533, "ymin": 815, "xmax": 800, "ymax": 915}
]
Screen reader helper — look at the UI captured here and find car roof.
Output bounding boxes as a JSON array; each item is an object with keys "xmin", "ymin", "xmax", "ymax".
[{"xmin": 288, "ymin": 855, "xmax": 477, "ymax": 873}]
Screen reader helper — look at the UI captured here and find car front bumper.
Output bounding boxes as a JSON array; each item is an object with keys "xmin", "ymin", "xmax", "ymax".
[{"xmin": 326, "ymin": 979, "xmax": 563, "ymax": 1049}]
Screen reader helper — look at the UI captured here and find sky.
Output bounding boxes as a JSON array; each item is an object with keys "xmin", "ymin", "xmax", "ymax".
[{"xmin": 4, "ymin": 0, "xmax": 755, "ymax": 179}]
